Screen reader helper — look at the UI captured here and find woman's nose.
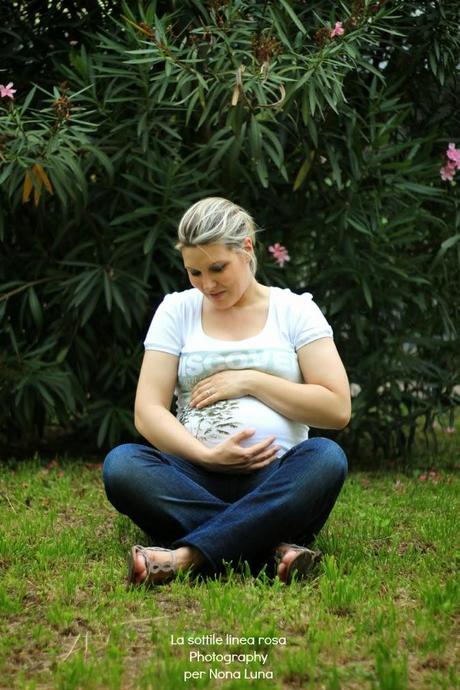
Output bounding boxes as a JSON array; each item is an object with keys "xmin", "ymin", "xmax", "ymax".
[{"xmin": 202, "ymin": 274, "xmax": 217, "ymax": 291}]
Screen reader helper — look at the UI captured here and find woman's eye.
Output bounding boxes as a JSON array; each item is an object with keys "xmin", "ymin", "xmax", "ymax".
[{"xmin": 188, "ymin": 264, "xmax": 225, "ymax": 276}]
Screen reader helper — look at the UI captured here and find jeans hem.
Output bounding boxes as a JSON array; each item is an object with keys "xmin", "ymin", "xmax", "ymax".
[{"xmin": 171, "ymin": 538, "xmax": 219, "ymax": 572}]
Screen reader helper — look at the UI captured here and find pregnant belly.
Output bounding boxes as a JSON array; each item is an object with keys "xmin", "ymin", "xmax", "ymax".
[{"xmin": 180, "ymin": 396, "xmax": 308, "ymax": 456}]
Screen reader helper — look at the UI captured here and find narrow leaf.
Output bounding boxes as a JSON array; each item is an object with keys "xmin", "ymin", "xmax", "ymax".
[{"xmin": 22, "ymin": 170, "xmax": 33, "ymax": 203}]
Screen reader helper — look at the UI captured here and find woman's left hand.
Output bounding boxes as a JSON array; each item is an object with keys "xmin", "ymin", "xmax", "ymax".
[{"xmin": 190, "ymin": 370, "xmax": 251, "ymax": 409}]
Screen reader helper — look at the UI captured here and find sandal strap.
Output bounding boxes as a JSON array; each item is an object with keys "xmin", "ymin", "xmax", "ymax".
[
  {"xmin": 135, "ymin": 545, "xmax": 177, "ymax": 576},
  {"xmin": 274, "ymin": 542, "xmax": 318, "ymax": 562},
  {"xmin": 278, "ymin": 542, "xmax": 307, "ymax": 552}
]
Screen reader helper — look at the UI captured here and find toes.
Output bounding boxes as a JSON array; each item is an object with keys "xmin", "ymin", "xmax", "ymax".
[
  {"xmin": 277, "ymin": 562, "xmax": 287, "ymax": 583},
  {"xmin": 134, "ymin": 553, "xmax": 147, "ymax": 584},
  {"xmin": 277, "ymin": 550, "xmax": 299, "ymax": 584}
]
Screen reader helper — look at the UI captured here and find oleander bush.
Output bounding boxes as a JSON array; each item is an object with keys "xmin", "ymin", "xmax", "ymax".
[{"xmin": 1, "ymin": 0, "xmax": 459, "ymax": 461}]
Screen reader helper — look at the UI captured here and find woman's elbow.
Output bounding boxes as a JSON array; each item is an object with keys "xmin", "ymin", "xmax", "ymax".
[
  {"xmin": 335, "ymin": 400, "xmax": 352, "ymax": 429},
  {"xmin": 134, "ymin": 411, "xmax": 144, "ymax": 435},
  {"xmin": 331, "ymin": 394, "xmax": 352, "ymax": 430},
  {"xmin": 134, "ymin": 402, "xmax": 168, "ymax": 436},
  {"xmin": 335, "ymin": 410, "xmax": 351, "ymax": 430},
  {"xmin": 134, "ymin": 401, "xmax": 148, "ymax": 435}
]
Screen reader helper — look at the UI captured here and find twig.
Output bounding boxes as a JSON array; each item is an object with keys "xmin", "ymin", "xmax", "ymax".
[
  {"xmin": 2, "ymin": 493, "xmax": 17, "ymax": 513},
  {"xmin": 0, "ymin": 275, "xmax": 67, "ymax": 302},
  {"xmin": 61, "ymin": 634, "xmax": 80, "ymax": 661}
]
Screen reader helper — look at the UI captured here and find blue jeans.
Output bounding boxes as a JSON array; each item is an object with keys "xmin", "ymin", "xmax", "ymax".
[{"xmin": 102, "ymin": 437, "xmax": 347, "ymax": 574}]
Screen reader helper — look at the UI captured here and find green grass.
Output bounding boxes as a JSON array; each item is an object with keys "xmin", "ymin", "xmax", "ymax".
[{"xmin": 0, "ymin": 433, "xmax": 459, "ymax": 690}]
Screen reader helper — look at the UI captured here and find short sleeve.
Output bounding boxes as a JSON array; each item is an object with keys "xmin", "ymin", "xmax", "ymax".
[
  {"xmin": 291, "ymin": 292, "xmax": 333, "ymax": 351},
  {"xmin": 143, "ymin": 293, "xmax": 183, "ymax": 355}
]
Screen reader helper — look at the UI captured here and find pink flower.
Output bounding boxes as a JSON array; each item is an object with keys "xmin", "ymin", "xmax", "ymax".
[
  {"xmin": 446, "ymin": 143, "xmax": 460, "ymax": 169},
  {"xmin": 0, "ymin": 82, "xmax": 16, "ymax": 99},
  {"xmin": 440, "ymin": 143, "xmax": 460, "ymax": 182},
  {"xmin": 446, "ymin": 426, "xmax": 455, "ymax": 434},
  {"xmin": 330, "ymin": 22, "xmax": 345, "ymax": 38},
  {"xmin": 440, "ymin": 161, "xmax": 456, "ymax": 181},
  {"xmin": 268, "ymin": 243, "xmax": 290, "ymax": 267}
]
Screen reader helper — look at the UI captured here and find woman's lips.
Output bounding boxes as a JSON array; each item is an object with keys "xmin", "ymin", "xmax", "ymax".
[{"xmin": 208, "ymin": 291, "xmax": 225, "ymax": 299}]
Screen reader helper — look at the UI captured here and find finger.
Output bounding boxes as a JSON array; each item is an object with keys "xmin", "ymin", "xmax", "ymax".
[
  {"xmin": 191, "ymin": 387, "xmax": 216, "ymax": 408},
  {"xmin": 193, "ymin": 394, "xmax": 212, "ymax": 409},
  {"xmin": 190, "ymin": 376, "xmax": 213, "ymax": 397},
  {"xmin": 244, "ymin": 435, "xmax": 277, "ymax": 455},
  {"xmin": 192, "ymin": 375, "xmax": 216, "ymax": 394},
  {"xmin": 250, "ymin": 446, "xmax": 281, "ymax": 465},
  {"xmin": 192, "ymin": 384, "xmax": 208, "ymax": 399},
  {"xmin": 245, "ymin": 455, "xmax": 279, "ymax": 471},
  {"xmin": 231, "ymin": 428, "xmax": 256, "ymax": 442}
]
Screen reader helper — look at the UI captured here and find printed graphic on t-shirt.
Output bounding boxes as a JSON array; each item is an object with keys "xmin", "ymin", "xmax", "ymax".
[
  {"xmin": 178, "ymin": 399, "xmax": 241, "ymax": 443},
  {"xmin": 178, "ymin": 347, "xmax": 301, "ymax": 391}
]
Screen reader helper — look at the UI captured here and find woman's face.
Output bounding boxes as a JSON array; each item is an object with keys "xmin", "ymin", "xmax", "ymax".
[{"xmin": 181, "ymin": 241, "xmax": 253, "ymax": 309}]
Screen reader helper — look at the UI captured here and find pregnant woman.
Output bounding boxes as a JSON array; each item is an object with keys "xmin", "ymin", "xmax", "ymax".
[{"xmin": 102, "ymin": 197, "xmax": 351, "ymax": 586}]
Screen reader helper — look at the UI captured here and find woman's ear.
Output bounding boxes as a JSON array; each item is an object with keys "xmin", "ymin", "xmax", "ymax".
[{"xmin": 242, "ymin": 236, "xmax": 253, "ymax": 252}]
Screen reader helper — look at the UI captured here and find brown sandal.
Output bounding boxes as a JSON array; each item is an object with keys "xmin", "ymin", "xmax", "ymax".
[
  {"xmin": 127, "ymin": 545, "xmax": 178, "ymax": 588},
  {"xmin": 274, "ymin": 543, "xmax": 322, "ymax": 583}
]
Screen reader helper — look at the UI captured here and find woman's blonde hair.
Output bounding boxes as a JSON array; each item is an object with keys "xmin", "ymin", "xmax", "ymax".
[{"xmin": 176, "ymin": 197, "xmax": 257, "ymax": 275}]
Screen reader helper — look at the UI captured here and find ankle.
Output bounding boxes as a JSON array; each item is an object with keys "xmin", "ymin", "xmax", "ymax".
[{"xmin": 175, "ymin": 546, "xmax": 204, "ymax": 570}]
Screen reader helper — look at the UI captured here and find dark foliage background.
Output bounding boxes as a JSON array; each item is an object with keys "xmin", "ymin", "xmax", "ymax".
[{"xmin": 1, "ymin": 0, "xmax": 459, "ymax": 463}]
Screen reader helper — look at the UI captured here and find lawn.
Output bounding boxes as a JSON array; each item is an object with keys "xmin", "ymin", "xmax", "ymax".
[{"xmin": 0, "ymin": 433, "xmax": 459, "ymax": 690}]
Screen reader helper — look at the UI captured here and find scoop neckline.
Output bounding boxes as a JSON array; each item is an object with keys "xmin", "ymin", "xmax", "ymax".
[{"xmin": 198, "ymin": 286, "xmax": 273, "ymax": 343}]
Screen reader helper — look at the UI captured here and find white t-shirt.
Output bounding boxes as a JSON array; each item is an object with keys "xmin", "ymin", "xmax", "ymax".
[{"xmin": 144, "ymin": 286, "xmax": 333, "ymax": 456}]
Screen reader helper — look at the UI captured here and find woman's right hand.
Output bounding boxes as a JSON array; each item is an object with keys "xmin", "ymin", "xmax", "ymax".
[{"xmin": 201, "ymin": 429, "xmax": 281, "ymax": 473}]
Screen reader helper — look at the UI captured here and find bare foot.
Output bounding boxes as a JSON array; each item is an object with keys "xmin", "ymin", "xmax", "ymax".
[
  {"xmin": 276, "ymin": 547, "xmax": 304, "ymax": 583},
  {"xmin": 132, "ymin": 546, "xmax": 204, "ymax": 585}
]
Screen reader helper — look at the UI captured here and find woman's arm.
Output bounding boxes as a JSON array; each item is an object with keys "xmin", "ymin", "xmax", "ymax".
[
  {"xmin": 134, "ymin": 351, "xmax": 211, "ymax": 463},
  {"xmin": 246, "ymin": 338, "xmax": 351, "ymax": 428},
  {"xmin": 190, "ymin": 338, "xmax": 351, "ymax": 430}
]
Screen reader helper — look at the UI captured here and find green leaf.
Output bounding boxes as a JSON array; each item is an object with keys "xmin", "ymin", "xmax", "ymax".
[
  {"xmin": 28, "ymin": 287, "xmax": 43, "ymax": 329},
  {"xmin": 278, "ymin": 0, "xmax": 306, "ymax": 34},
  {"xmin": 143, "ymin": 227, "xmax": 160, "ymax": 254},
  {"xmin": 293, "ymin": 151, "xmax": 314, "ymax": 191},
  {"xmin": 267, "ymin": 6, "xmax": 291, "ymax": 48},
  {"xmin": 249, "ymin": 116, "xmax": 262, "ymax": 160},
  {"xmin": 103, "ymin": 271, "xmax": 112, "ymax": 311},
  {"xmin": 432, "ymin": 234, "xmax": 460, "ymax": 268},
  {"xmin": 393, "ymin": 182, "xmax": 443, "ymax": 197},
  {"xmin": 0, "ymin": 163, "xmax": 14, "ymax": 186},
  {"xmin": 308, "ymin": 82, "xmax": 317, "ymax": 118},
  {"xmin": 35, "ymin": 382, "xmax": 55, "ymax": 408},
  {"xmin": 110, "ymin": 207, "xmax": 156, "ymax": 226},
  {"xmin": 346, "ymin": 215, "xmax": 371, "ymax": 235},
  {"xmin": 362, "ymin": 279, "xmax": 373, "ymax": 309},
  {"xmin": 84, "ymin": 144, "xmax": 114, "ymax": 182},
  {"xmin": 255, "ymin": 153, "xmax": 269, "ymax": 188},
  {"xmin": 112, "ymin": 282, "xmax": 131, "ymax": 326},
  {"xmin": 80, "ymin": 288, "xmax": 101, "ymax": 326}
]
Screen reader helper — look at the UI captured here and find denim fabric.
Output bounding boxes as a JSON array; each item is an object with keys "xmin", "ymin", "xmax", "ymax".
[{"xmin": 102, "ymin": 437, "xmax": 347, "ymax": 574}]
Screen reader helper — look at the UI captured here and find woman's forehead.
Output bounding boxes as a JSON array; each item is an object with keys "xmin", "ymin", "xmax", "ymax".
[{"xmin": 181, "ymin": 243, "xmax": 233, "ymax": 265}]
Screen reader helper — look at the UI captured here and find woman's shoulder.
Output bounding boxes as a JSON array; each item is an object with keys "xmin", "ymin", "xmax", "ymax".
[
  {"xmin": 271, "ymin": 286, "xmax": 315, "ymax": 311},
  {"xmin": 270, "ymin": 286, "xmax": 332, "ymax": 345},
  {"xmin": 160, "ymin": 288, "xmax": 201, "ymax": 311}
]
